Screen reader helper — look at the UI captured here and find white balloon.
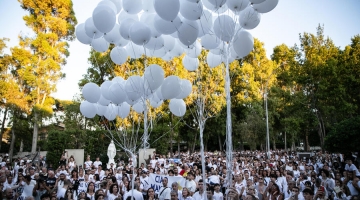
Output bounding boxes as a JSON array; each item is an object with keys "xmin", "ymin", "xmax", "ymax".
[
  {"xmin": 154, "ymin": 0, "xmax": 180, "ymax": 21},
  {"xmin": 154, "ymin": 15, "xmax": 182, "ymax": 35},
  {"xmin": 104, "ymin": 24, "xmax": 120, "ymax": 44},
  {"xmin": 91, "ymin": 37, "xmax": 110, "ymax": 52},
  {"xmin": 125, "ymin": 75, "xmax": 143, "ymax": 101},
  {"xmin": 240, "ymin": 6, "xmax": 261, "ymax": 30},
  {"xmin": 132, "ymin": 100, "xmax": 145, "ymax": 113},
  {"xmin": 82, "ymin": 82, "xmax": 101, "ymax": 103},
  {"xmin": 182, "ymin": 55, "xmax": 199, "ymax": 71},
  {"xmin": 178, "ymin": 19, "xmax": 199, "ymax": 46},
  {"xmin": 201, "ymin": 34, "xmax": 221, "ymax": 50},
  {"xmin": 144, "ymin": 64, "xmax": 164, "ymax": 91},
  {"xmin": 163, "ymin": 35, "xmax": 176, "ymax": 52},
  {"xmin": 101, "ymin": 81, "xmax": 113, "ymax": 100},
  {"xmin": 112, "ymin": 76, "xmax": 125, "ymax": 84},
  {"xmin": 129, "ymin": 22, "xmax": 151, "ymax": 45},
  {"xmin": 98, "ymin": 0, "xmax": 117, "ymax": 14},
  {"xmin": 147, "ymin": 48, "xmax": 166, "ymax": 58},
  {"xmin": 150, "ymin": 98, "xmax": 163, "ymax": 108},
  {"xmin": 104, "ymin": 104, "xmax": 117, "ymax": 120},
  {"xmin": 144, "ymin": 36, "xmax": 164, "ymax": 51},
  {"xmin": 168, "ymin": 40, "xmax": 184, "ymax": 57},
  {"xmin": 208, "ymin": 0, "xmax": 227, "ymax": 7},
  {"xmin": 104, "ymin": 24, "xmax": 129, "ymax": 47},
  {"xmin": 233, "ymin": 30, "xmax": 254, "ymax": 58},
  {"xmin": 108, "ymin": 81, "xmax": 127, "ymax": 104},
  {"xmin": 142, "ymin": 0, "xmax": 155, "ymax": 13},
  {"xmin": 213, "ymin": 15, "xmax": 235, "ymax": 42},
  {"xmin": 230, "ymin": 45, "xmax": 241, "ymax": 59},
  {"xmin": 176, "ymin": 79, "xmax": 192, "ymax": 99},
  {"xmin": 210, "ymin": 46, "xmax": 225, "ymax": 55},
  {"xmin": 98, "ymin": 95, "xmax": 111, "ymax": 106},
  {"xmin": 141, "ymin": 13, "xmax": 161, "ymax": 38},
  {"xmin": 155, "ymin": 87, "xmax": 164, "ymax": 100},
  {"xmin": 109, "ymin": 0, "xmax": 122, "ymax": 13},
  {"xmin": 162, "ymin": 53, "xmax": 174, "ymax": 61},
  {"xmin": 197, "ymin": 10, "xmax": 213, "ymax": 37},
  {"xmin": 117, "ymin": 10, "xmax": 139, "ymax": 23},
  {"xmin": 161, "ymin": 75, "xmax": 182, "ymax": 100},
  {"xmin": 226, "ymin": 0, "xmax": 249, "ymax": 12},
  {"xmin": 180, "ymin": 1, "xmax": 203, "ymax": 21},
  {"xmin": 122, "ymin": 0, "xmax": 142, "ymax": 14},
  {"xmin": 85, "ymin": 17, "xmax": 103, "ymax": 39},
  {"xmin": 170, "ymin": 31, "xmax": 179, "ymax": 38},
  {"xmin": 118, "ymin": 102, "xmax": 131, "ymax": 118},
  {"xmin": 76, "ymin": 23, "xmax": 92, "ymax": 45},
  {"xmin": 252, "ymin": 0, "xmax": 278, "ymax": 13},
  {"xmin": 125, "ymin": 43, "xmax": 144, "ymax": 59},
  {"xmin": 184, "ymin": 40, "xmax": 201, "ymax": 58},
  {"xmin": 96, "ymin": 104, "xmax": 107, "ymax": 116},
  {"xmin": 207, "ymin": 52, "xmax": 223, "ymax": 68},
  {"xmin": 80, "ymin": 101, "xmax": 97, "ymax": 118},
  {"xmin": 169, "ymin": 99, "xmax": 186, "ymax": 117},
  {"xmin": 92, "ymin": 4, "xmax": 116, "ymax": 33},
  {"xmin": 249, "ymin": 0, "xmax": 265, "ymax": 4},
  {"xmin": 119, "ymin": 18, "xmax": 136, "ymax": 40}
]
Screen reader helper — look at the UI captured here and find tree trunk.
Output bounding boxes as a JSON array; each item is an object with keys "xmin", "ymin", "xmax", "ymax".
[
  {"xmin": 284, "ymin": 131, "xmax": 287, "ymax": 151},
  {"xmin": 31, "ymin": 112, "xmax": 39, "ymax": 154},
  {"xmin": 177, "ymin": 141, "xmax": 180, "ymax": 159},
  {"xmin": 20, "ymin": 139, "xmax": 24, "ymax": 153},
  {"xmin": 273, "ymin": 139, "xmax": 276, "ymax": 150},
  {"xmin": 218, "ymin": 134, "xmax": 222, "ymax": 151},
  {"xmin": 305, "ymin": 130, "xmax": 310, "ymax": 151},
  {"xmin": 8, "ymin": 129, "xmax": 16, "ymax": 163},
  {"xmin": 0, "ymin": 108, "xmax": 8, "ymax": 151}
]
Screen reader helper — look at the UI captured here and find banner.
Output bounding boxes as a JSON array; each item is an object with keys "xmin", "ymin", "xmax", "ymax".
[{"xmin": 148, "ymin": 174, "xmax": 186, "ymax": 194}]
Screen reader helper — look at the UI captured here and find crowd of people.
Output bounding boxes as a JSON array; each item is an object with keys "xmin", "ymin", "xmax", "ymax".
[{"xmin": 0, "ymin": 150, "xmax": 359, "ymax": 200}]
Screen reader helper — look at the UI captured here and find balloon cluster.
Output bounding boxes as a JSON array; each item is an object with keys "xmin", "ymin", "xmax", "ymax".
[
  {"xmin": 75, "ymin": 0, "xmax": 278, "ymax": 70},
  {"xmin": 80, "ymin": 64, "xmax": 192, "ymax": 119}
]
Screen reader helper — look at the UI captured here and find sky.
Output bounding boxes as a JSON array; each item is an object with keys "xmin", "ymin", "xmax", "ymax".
[{"xmin": 0, "ymin": 0, "xmax": 359, "ymax": 101}]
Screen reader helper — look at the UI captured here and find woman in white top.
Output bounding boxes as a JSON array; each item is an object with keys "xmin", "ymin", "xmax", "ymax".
[
  {"xmin": 180, "ymin": 187, "xmax": 193, "ymax": 200},
  {"xmin": 108, "ymin": 183, "xmax": 121, "ymax": 200},
  {"xmin": 68, "ymin": 156, "xmax": 76, "ymax": 172}
]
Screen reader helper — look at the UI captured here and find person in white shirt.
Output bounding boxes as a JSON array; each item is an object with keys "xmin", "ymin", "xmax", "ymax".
[
  {"xmin": 213, "ymin": 183, "xmax": 224, "ymax": 200},
  {"xmin": 140, "ymin": 171, "xmax": 150, "ymax": 198},
  {"xmin": 57, "ymin": 179, "xmax": 71, "ymax": 199},
  {"xmin": 185, "ymin": 172, "xmax": 197, "ymax": 195},
  {"xmin": 95, "ymin": 164, "xmax": 105, "ymax": 180},
  {"xmin": 158, "ymin": 177, "xmax": 171, "ymax": 200},
  {"xmin": 171, "ymin": 182, "xmax": 182, "ymax": 200},
  {"xmin": 345, "ymin": 158, "xmax": 360, "ymax": 177},
  {"xmin": 192, "ymin": 180, "xmax": 207, "ymax": 200},
  {"xmin": 84, "ymin": 156, "xmax": 93, "ymax": 172},
  {"xmin": 21, "ymin": 175, "xmax": 36, "ymax": 198},
  {"xmin": 93, "ymin": 157, "xmax": 102, "ymax": 169}
]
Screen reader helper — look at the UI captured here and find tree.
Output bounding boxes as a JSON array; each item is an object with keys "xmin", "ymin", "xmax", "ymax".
[
  {"xmin": 12, "ymin": 0, "xmax": 77, "ymax": 153},
  {"xmin": 324, "ymin": 116, "xmax": 360, "ymax": 153}
]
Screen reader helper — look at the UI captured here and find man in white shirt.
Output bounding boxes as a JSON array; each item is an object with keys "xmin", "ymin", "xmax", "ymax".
[
  {"xmin": 140, "ymin": 171, "xmax": 150, "ymax": 198},
  {"xmin": 21, "ymin": 175, "xmax": 36, "ymax": 198},
  {"xmin": 124, "ymin": 182, "xmax": 144, "ymax": 200},
  {"xmin": 93, "ymin": 157, "xmax": 102, "ymax": 169},
  {"xmin": 193, "ymin": 180, "xmax": 207, "ymax": 200},
  {"xmin": 345, "ymin": 158, "xmax": 360, "ymax": 177},
  {"xmin": 158, "ymin": 177, "xmax": 171, "ymax": 200}
]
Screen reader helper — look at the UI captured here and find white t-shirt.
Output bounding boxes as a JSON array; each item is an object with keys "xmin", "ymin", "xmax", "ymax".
[
  {"xmin": 345, "ymin": 164, "xmax": 360, "ymax": 176},
  {"xmin": 21, "ymin": 180, "xmax": 36, "ymax": 197},
  {"xmin": 158, "ymin": 187, "xmax": 171, "ymax": 200},
  {"xmin": 213, "ymin": 191, "xmax": 224, "ymax": 200},
  {"xmin": 93, "ymin": 161, "xmax": 102, "ymax": 169},
  {"xmin": 85, "ymin": 160, "xmax": 93, "ymax": 169},
  {"xmin": 123, "ymin": 189, "xmax": 144, "ymax": 200}
]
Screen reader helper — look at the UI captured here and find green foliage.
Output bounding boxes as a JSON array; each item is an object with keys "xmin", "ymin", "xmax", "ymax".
[{"xmin": 325, "ymin": 117, "xmax": 360, "ymax": 153}]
